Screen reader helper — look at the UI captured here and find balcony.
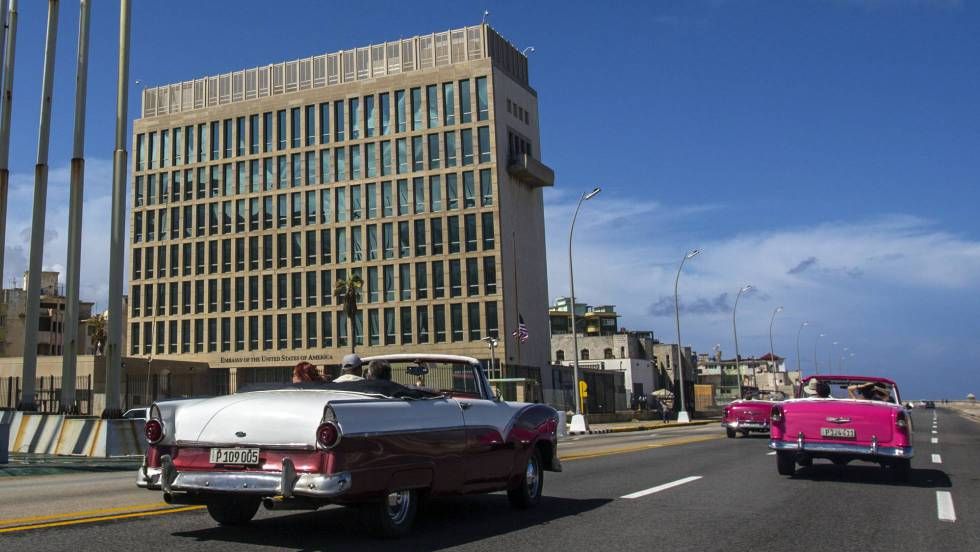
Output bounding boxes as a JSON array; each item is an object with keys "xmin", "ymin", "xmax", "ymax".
[{"xmin": 508, "ymin": 154, "xmax": 555, "ymax": 188}]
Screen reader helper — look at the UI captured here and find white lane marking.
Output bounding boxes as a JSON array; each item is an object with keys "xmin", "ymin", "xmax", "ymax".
[
  {"xmin": 932, "ymin": 454, "xmax": 942, "ymax": 464},
  {"xmin": 936, "ymin": 491, "xmax": 956, "ymax": 522},
  {"xmin": 931, "ymin": 437, "xmax": 938, "ymax": 444},
  {"xmin": 766, "ymin": 451, "xmax": 776, "ymax": 456},
  {"xmin": 621, "ymin": 476, "xmax": 702, "ymax": 499},
  {"xmin": 932, "ymin": 430, "xmax": 938, "ymax": 434}
]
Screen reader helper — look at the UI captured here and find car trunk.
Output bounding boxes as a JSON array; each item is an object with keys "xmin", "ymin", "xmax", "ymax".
[
  {"xmin": 782, "ymin": 399, "xmax": 895, "ymax": 445},
  {"xmin": 729, "ymin": 402, "xmax": 772, "ymax": 423}
]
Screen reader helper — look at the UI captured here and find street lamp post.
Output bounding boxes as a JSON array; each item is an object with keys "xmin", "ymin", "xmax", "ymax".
[
  {"xmin": 481, "ymin": 336, "xmax": 498, "ymax": 380},
  {"xmin": 841, "ymin": 347, "xmax": 849, "ymax": 373},
  {"xmin": 830, "ymin": 341, "xmax": 839, "ymax": 375},
  {"xmin": 673, "ymin": 248, "xmax": 701, "ymax": 423},
  {"xmin": 568, "ymin": 187, "xmax": 600, "ymax": 430},
  {"xmin": 768, "ymin": 306, "xmax": 783, "ymax": 391},
  {"xmin": 732, "ymin": 284, "xmax": 752, "ymax": 399},
  {"xmin": 814, "ymin": 333, "xmax": 825, "ymax": 374},
  {"xmin": 796, "ymin": 321, "xmax": 808, "ymax": 374}
]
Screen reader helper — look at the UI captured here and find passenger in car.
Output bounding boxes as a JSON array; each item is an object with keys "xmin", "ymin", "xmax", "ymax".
[
  {"xmin": 292, "ymin": 362, "xmax": 323, "ymax": 383},
  {"xmin": 364, "ymin": 359, "xmax": 392, "ymax": 381},
  {"xmin": 334, "ymin": 354, "xmax": 364, "ymax": 382},
  {"xmin": 848, "ymin": 381, "xmax": 890, "ymax": 401}
]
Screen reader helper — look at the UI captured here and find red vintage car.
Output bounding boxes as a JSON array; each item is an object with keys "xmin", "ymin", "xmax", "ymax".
[
  {"xmin": 136, "ymin": 355, "xmax": 561, "ymax": 538},
  {"xmin": 769, "ymin": 375, "xmax": 913, "ymax": 480},
  {"xmin": 722, "ymin": 389, "xmax": 786, "ymax": 438}
]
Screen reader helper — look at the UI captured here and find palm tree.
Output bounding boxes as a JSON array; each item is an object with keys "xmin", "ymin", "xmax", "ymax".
[
  {"xmin": 334, "ymin": 275, "xmax": 363, "ymax": 353},
  {"xmin": 86, "ymin": 313, "xmax": 108, "ymax": 356}
]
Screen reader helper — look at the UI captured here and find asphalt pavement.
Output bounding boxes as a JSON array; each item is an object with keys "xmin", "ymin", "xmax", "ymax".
[{"xmin": 0, "ymin": 408, "xmax": 975, "ymax": 551}]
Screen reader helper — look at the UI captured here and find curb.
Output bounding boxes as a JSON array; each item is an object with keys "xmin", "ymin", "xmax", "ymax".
[{"xmin": 566, "ymin": 419, "xmax": 718, "ymax": 436}]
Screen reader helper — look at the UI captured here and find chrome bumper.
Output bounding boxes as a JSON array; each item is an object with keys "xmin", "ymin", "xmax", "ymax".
[
  {"xmin": 724, "ymin": 421, "xmax": 769, "ymax": 430},
  {"xmin": 137, "ymin": 456, "xmax": 351, "ymax": 499},
  {"xmin": 769, "ymin": 438, "xmax": 914, "ymax": 459}
]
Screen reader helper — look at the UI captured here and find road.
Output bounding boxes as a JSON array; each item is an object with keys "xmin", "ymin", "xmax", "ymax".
[{"xmin": 0, "ymin": 408, "xmax": 976, "ymax": 551}]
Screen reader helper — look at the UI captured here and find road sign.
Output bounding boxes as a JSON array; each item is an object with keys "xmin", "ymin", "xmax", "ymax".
[{"xmin": 579, "ymin": 379, "xmax": 588, "ymax": 398}]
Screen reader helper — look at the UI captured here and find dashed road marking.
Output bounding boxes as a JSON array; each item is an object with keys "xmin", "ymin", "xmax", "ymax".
[
  {"xmin": 931, "ymin": 437, "xmax": 938, "ymax": 444},
  {"xmin": 936, "ymin": 491, "xmax": 956, "ymax": 522},
  {"xmin": 932, "ymin": 454, "xmax": 942, "ymax": 464},
  {"xmin": 621, "ymin": 476, "xmax": 702, "ymax": 499},
  {"xmin": 932, "ymin": 430, "xmax": 937, "ymax": 434},
  {"xmin": 766, "ymin": 451, "xmax": 776, "ymax": 456}
]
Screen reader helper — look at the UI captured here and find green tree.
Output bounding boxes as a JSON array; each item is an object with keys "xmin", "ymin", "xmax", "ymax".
[
  {"xmin": 86, "ymin": 313, "xmax": 108, "ymax": 356},
  {"xmin": 334, "ymin": 275, "xmax": 363, "ymax": 353}
]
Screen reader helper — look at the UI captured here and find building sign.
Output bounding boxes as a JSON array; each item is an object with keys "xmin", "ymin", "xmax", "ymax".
[{"xmin": 215, "ymin": 352, "xmax": 337, "ymax": 368}]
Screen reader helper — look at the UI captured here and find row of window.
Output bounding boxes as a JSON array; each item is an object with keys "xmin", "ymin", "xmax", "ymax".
[
  {"xmin": 133, "ymin": 169, "xmax": 494, "ymax": 242},
  {"xmin": 134, "ymin": 127, "xmax": 494, "ymax": 209},
  {"xmin": 132, "ymin": 212, "xmax": 497, "ymax": 280},
  {"xmin": 131, "ymin": 257, "xmax": 498, "ymax": 318},
  {"xmin": 130, "ymin": 301, "xmax": 500, "ymax": 355},
  {"xmin": 135, "ymin": 77, "xmax": 490, "ymax": 171}
]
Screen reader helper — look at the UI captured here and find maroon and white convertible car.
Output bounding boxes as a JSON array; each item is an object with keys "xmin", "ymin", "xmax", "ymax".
[{"xmin": 136, "ymin": 354, "xmax": 561, "ymax": 537}]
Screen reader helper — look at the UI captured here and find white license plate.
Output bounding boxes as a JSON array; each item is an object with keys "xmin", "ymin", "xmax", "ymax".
[
  {"xmin": 209, "ymin": 448, "xmax": 260, "ymax": 465},
  {"xmin": 820, "ymin": 427, "xmax": 856, "ymax": 439}
]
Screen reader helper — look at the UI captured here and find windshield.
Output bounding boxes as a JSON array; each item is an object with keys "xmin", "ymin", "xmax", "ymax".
[
  {"xmin": 384, "ymin": 359, "xmax": 484, "ymax": 398},
  {"xmin": 801, "ymin": 378, "xmax": 898, "ymax": 403}
]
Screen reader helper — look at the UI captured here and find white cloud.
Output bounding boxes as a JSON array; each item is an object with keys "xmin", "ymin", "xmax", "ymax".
[
  {"xmin": 3, "ymin": 157, "xmax": 124, "ymax": 310},
  {"xmin": 543, "ymin": 190, "xmax": 980, "ymax": 395}
]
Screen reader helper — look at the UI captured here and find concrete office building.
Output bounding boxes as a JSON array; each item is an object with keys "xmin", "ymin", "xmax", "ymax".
[
  {"xmin": 0, "ymin": 271, "xmax": 95, "ymax": 357},
  {"xmin": 129, "ymin": 24, "xmax": 554, "ymax": 380}
]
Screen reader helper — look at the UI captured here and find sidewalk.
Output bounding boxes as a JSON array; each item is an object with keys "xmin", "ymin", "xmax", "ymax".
[
  {"xmin": 573, "ymin": 418, "xmax": 719, "ymax": 435},
  {"xmin": 0, "ymin": 453, "xmax": 140, "ymax": 477}
]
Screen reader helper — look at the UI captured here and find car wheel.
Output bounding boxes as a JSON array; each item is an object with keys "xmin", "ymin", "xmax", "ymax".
[
  {"xmin": 798, "ymin": 455, "xmax": 813, "ymax": 468},
  {"xmin": 776, "ymin": 451, "xmax": 796, "ymax": 476},
  {"xmin": 740, "ymin": 430, "xmax": 750, "ymax": 437},
  {"xmin": 726, "ymin": 428, "xmax": 736, "ymax": 438},
  {"xmin": 205, "ymin": 496, "xmax": 261, "ymax": 526},
  {"xmin": 508, "ymin": 449, "xmax": 543, "ymax": 509},
  {"xmin": 361, "ymin": 489, "xmax": 419, "ymax": 539}
]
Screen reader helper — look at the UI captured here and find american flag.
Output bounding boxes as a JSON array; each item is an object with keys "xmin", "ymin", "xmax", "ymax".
[{"xmin": 512, "ymin": 314, "xmax": 529, "ymax": 343}]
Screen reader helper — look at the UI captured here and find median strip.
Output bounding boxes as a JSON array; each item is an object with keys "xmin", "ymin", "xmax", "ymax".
[
  {"xmin": 560, "ymin": 435, "xmax": 723, "ymax": 462},
  {"xmin": 621, "ymin": 476, "xmax": 702, "ymax": 499},
  {"xmin": 0, "ymin": 505, "xmax": 204, "ymax": 534},
  {"xmin": 936, "ymin": 491, "xmax": 956, "ymax": 522}
]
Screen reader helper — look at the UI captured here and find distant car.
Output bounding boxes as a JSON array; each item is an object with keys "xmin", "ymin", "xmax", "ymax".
[
  {"xmin": 924, "ymin": 401, "xmax": 935, "ymax": 409},
  {"xmin": 769, "ymin": 375, "xmax": 913, "ymax": 480},
  {"xmin": 722, "ymin": 389, "xmax": 785, "ymax": 438},
  {"xmin": 136, "ymin": 354, "xmax": 561, "ymax": 537},
  {"xmin": 122, "ymin": 407, "xmax": 149, "ymax": 420}
]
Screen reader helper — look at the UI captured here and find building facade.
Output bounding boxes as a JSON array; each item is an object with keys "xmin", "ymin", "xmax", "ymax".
[
  {"xmin": 0, "ymin": 271, "xmax": 96, "ymax": 357},
  {"xmin": 128, "ymin": 25, "xmax": 553, "ymax": 377}
]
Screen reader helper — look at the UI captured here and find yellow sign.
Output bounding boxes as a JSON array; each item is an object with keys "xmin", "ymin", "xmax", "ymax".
[{"xmin": 578, "ymin": 380, "xmax": 588, "ymax": 398}]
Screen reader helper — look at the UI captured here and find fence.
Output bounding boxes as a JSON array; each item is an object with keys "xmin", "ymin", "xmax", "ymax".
[
  {"xmin": 0, "ymin": 375, "xmax": 94, "ymax": 415},
  {"xmin": 544, "ymin": 365, "xmax": 627, "ymax": 414}
]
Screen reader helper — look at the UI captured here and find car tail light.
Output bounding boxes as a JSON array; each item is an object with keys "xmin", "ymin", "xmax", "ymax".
[
  {"xmin": 316, "ymin": 421, "xmax": 341, "ymax": 449},
  {"xmin": 770, "ymin": 405, "xmax": 784, "ymax": 423},
  {"xmin": 896, "ymin": 412, "xmax": 909, "ymax": 431},
  {"xmin": 145, "ymin": 419, "xmax": 164, "ymax": 445}
]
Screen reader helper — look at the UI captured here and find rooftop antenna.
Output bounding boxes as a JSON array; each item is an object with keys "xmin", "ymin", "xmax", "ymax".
[
  {"xmin": 482, "ymin": 10, "xmax": 489, "ymax": 24},
  {"xmin": 522, "ymin": 46, "xmax": 535, "ymax": 56}
]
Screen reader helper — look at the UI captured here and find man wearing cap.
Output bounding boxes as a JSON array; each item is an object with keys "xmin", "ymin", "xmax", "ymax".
[{"xmin": 334, "ymin": 354, "xmax": 364, "ymax": 382}]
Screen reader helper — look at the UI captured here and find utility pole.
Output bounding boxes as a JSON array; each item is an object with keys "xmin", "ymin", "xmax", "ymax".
[{"xmin": 61, "ymin": 0, "xmax": 91, "ymax": 414}]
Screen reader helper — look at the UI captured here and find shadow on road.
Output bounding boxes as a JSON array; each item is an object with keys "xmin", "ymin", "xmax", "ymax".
[
  {"xmin": 792, "ymin": 464, "xmax": 951, "ymax": 488},
  {"xmin": 173, "ymin": 494, "xmax": 612, "ymax": 550}
]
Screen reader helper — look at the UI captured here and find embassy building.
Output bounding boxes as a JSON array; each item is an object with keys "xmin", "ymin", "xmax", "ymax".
[{"xmin": 128, "ymin": 24, "xmax": 554, "ymax": 384}]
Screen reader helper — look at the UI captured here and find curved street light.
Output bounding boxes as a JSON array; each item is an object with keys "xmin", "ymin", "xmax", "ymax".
[
  {"xmin": 768, "ymin": 306, "xmax": 783, "ymax": 390},
  {"xmin": 732, "ymin": 284, "xmax": 752, "ymax": 399},
  {"xmin": 796, "ymin": 321, "xmax": 809, "ymax": 374},
  {"xmin": 568, "ymin": 187, "xmax": 601, "ymax": 424},
  {"xmin": 814, "ymin": 333, "xmax": 825, "ymax": 374},
  {"xmin": 673, "ymin": 248, "xmax": 701, "ymax": 423}
]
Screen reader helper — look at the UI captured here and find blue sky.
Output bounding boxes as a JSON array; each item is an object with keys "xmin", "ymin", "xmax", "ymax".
[{"xmin": 3, "ymin": 1, "xmax": 978, "ymax": 398}]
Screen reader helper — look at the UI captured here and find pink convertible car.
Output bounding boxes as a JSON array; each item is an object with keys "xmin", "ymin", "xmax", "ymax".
[
  {"xmin": 722, "ymin": 389, "xmax": 785, "ymax": 438},
  {"xmin": 769, "ymin": 375, "xmax": 913, "ymax": 480}
]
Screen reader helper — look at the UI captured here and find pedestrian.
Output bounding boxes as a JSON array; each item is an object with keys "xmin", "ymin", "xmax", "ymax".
[
  {"xmin": 660, "ymin": 398, "xmax": 670, "ymax": 424},
  {"xmin": 334, "ymin": 354, "xmax": 364, "ymax": 382}
]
